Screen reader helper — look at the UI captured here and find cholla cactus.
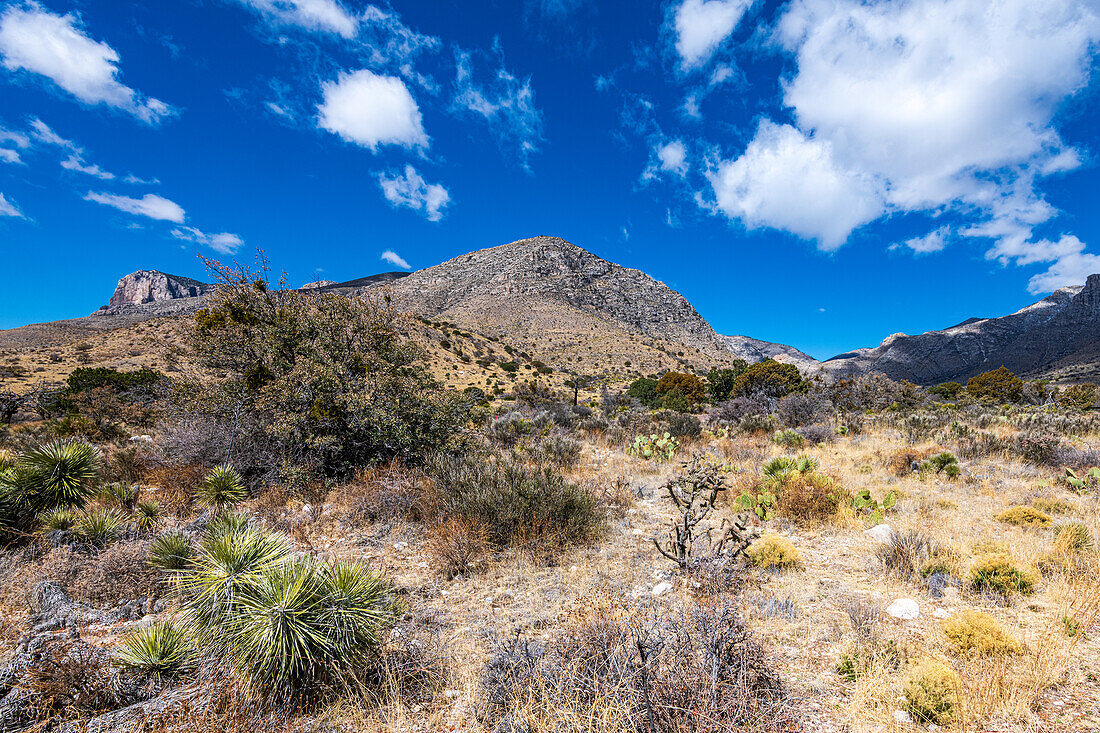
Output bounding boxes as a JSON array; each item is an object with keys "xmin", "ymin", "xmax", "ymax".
[{"xmin": 627, "ymin": 432, "xmax": 680, "ymax": 462}]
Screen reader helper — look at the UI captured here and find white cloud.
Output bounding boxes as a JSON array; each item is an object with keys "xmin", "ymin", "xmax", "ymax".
[
  {"xmin": 359, "ymin": 6, "xmax": 440, "ymax": 69},
  {"xmin": 0, "ymin": 4, "xmax": 172, "ymax": 123},
  {"xmin": 234, "ymin": 0, "xmax": 357, "ymax": 38},
  {"xmin": 61, "ymin": 153, "xmax": 114, "ymax": 180},
  {"xmin": 733, "ymin": 0, "xmax": 1100, "ymax": 284},
  {"xmin": 671, "ymin": 0, "xmax": 753, "ymax": 70},
  {"xmin": 29, "ymin": 118, "xmax": 73, "ymax": 148},
  {"xmin": 380, "ymin": 250, "xmax": 411, "ymax": 269},
  {"xmin": 377, "ymin": 165, "xmax": 450, "ymax": 222},
  {"xmin": 171, "ymin": 226, "xmax": 244, "ymax": 254},
  {"xmin": 0, "ymin": 126, "xmax": 28, "ymax": 149},
  {"xmin": 1007, "ymin": 236, "xmax": 1100, "ymax": 293},
  {"xmin": 317, "ymin": 69, "xmax": 427, "ymax": 151},
  {"xmin": 84, "ymin": 191, "xmax": 185, "ymax": 222},
  {"xmin": 657, "ymin": 139, "xmax": 688, "ymax": 176},
  {"xmin": 707, "ymin": 120, "xmax": 882, "ymax": 250},
  {"xmin": 123, "ymin": 173, "xmax": 159, "ymax": 185},
  {"xmin": 0, "ymin": 192, "xmax": 23, "ymax": 218},
  {"xmin": 904, "ymin": 227, "xmax": 949, "ymax": 254},
  {"xmin": 453, "ymin": 47, "xmax": 544, "ymax": 170},
  {"xmin": 0, "ymin": 148, "xmax": 21, "ymax": 164}
]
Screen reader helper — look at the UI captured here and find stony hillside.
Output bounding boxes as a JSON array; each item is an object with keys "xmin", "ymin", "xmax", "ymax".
[
  {"xmin": 826, "ymin": 275, "xmax": 1100, "ymax": 384},
  {"xmin": 104, "ymin": 270, "xmax": 212, "ymax": 308},
  {"xmin": 721, "ymin": 334, "xmax": 820, "ymax": 373}
]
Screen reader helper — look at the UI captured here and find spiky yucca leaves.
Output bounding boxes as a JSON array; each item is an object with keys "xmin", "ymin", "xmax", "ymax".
[
  {"xmin": 14, "ymin": 440, "xmax": 101, "ymax": 511},
  {"xmin": 116, "ymin": 619, "xmax": 197, "ymax": 677},
  {"xmin": 76, "ymin": 507, "xmax": 123, "ymax": 547},
  {"xmin": 205, "ymin": 510, "xmax": 251, "ymax": 538},
  {"xmin": 318, "ymin": 560, "xmax": 396, "ymax": 652},
  {"xmin": 149, "ymin": 532, "xmax": 192, "ymax": 571},
  {"xmin": 196, "ymin": 465, "xmax": 247, "ymax": 509},
  {"xmin": 40, "ymin": 507, "xmax": 78, "ymax": 531},
  {"xmin": 98, "ymin": 482, "xmax": 140, "ymax": 511},
  {"xmin": 135, "ymin": 500, "xmax": 161, "ymax": 532},
  {"xmin": 176, "ymin": 525, "xmax": 292, "ymax": 631}
]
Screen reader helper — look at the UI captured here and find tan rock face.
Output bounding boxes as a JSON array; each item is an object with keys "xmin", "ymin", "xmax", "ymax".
[{"xmin": 107, "ymin": 271, "xmax": 211, "ymax": 307}]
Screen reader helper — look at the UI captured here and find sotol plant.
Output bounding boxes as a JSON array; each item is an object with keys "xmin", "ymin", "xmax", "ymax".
[
  {"xmin": 2, "ymin": 440, "xmax": 101, "ymax": 512},
  {"xmin": 196, "ymin": 465, "xmax": 247, "ymax": 509},
  {"xmin": 116, "ymin": 619, "xmax": 197, "ymax": 678}
]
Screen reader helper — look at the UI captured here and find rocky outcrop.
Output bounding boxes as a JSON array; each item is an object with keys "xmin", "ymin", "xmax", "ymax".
[
  {"xmin": 720, "ymin": 334, "xmax": 820, "ymax": 372},
  {"xmin": 106, "ymin": 270, "xmax": 211, "ymax": 308},
  {"xmin": 825, "ymin": 275, "xmax": 1100, "ymax": 384}
]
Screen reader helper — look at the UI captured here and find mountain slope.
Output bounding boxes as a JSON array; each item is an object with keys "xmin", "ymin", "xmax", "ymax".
[
  {"xmin": 825, "ymin": 275, "xmax": 1100, "ymax": 384},
  {"xmin": 721, "ymin": 335, "xmax": 820, "ymax": 372}
]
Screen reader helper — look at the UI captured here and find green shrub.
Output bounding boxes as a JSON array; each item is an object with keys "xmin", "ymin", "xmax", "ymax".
[
  {"xmin": 116, "ymin": 619, "xmax": 196, "ymax": 677},
  {"xmin": 626, "ymin": 377, "xmax": 660, "ymax": 408},
  {"xmin": 76, "ymin": 507, "xmax": 123, "ymax": 548},
  {"xmin": 761, "ymin": 455, "xmax": 817, "ymax": 489},
  {"xmin": 995, "ymin": 505, "xmax": 1052, "ymax": 527},
  {"xmin": 942, "ymin": 611, "xmax": 1022, "ymax": 656},
  {"xmin": 2, "ymin": 440, "xmax": 101, "ymax": 512},
  {"xmin": 747, "ymin": 534, "xmax": 801, "ymax": 570},
  {"xmin": 135, "ymin": 500, "xmax": 161, "ymax": 531},
  {"xmin": 97, "ymin": 481, "xmax": 139, "ymax": 510},
  {"xmin": 149, "ymin": 532, "xmax": 193, "ymax": 571},
  {"xmin": 1031, "ymin": 498, "xmax": 1075, "ymax": 515},
  {"xmin": 196, "ymin": 465, "xmax": 247, "ymax": 509},
  {"xmin": 655, "ymin": 372, "xmax": 707, "ymax": 408},
  {"xmin": 920, "ymin": 451, "xmax": 960, "ymax": 476},
  {"xmin": 706, "ymin": 363, "xmax": 746, "ymax": 402},
  {"xmin": 970, "ymin": 554, "xmax": 1036, "ymax": 595},
  {"xmin": 731, "ymin": 360, "xmax": 806, "ymax": 399},
  {"xmin": 904, "ymin": 659, "xmax": 960, "ymax": 725},
  {"xmin": 967, "ymin": 367, "xmax": 1023, "ymax": 403},
  {"xmin": 772, "ymin": 429, "xmax": 804, "ymax": 448},
  {"xmin": 1060, "ymin": 382, "xmax": 1098, "ymax": 411},
  {"xmin": 39, "ymin": 507, "xmax": 77, "ymax": 531},
  {"xmin": 928, "ymin": 382, "xmax": 964, "ymax": 400}
]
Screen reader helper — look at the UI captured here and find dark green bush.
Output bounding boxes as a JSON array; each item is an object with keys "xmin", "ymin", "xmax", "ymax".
[
  {"xmin": 732, "ymin": 360, "xmax": 806, "ymax": 399},
  {"xmin": 967, "ymin": 367, "xmax": 1023, "ymax": 403}
]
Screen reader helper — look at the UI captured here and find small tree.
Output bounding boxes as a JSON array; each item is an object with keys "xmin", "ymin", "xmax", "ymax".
[
  {"xmin": 563, "ymin": 374, "xmax": 594, "ymax": 407},
  {"xmin": 706, "ymin": 362, "xmax": 747, "ymax": 402},
  {"xmin": 1060, "ymin": 383, "xmax": 1098, "ymax": 412},
  {"xmin": 732, "ymin": 360, "xmax": 806, "ymax": 399},
  {"xmin": 627, "ymin": 377, "xmax": 661, "ymax": 408},
  {"xmin": 927, "ymin": 381, "xmax": 963, "ymax": 400},
  {"xmin": 655, "ymin": 372, "xmax": 707, "ymax": 408},
  {"xmin": 966, "ymin": 367, "xmax": 1023, "ymax": 404}
]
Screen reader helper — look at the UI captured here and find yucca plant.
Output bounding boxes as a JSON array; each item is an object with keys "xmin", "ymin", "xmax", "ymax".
[
  {"xmin": 196, "ymin": 465, "xmax": 247, "ymax": 509},
  {"xmin": 205, "ymin": 510, "xmax": 251, "ymax": 538},
  {"xmin": 149, "ymin": 532, "xmax": 193, "ymax": 571},
  {"xmin": 10, "ymin": 441, "xmax": 101, "ymax": 511},
  {"xmin": 39, "ymin": 507, "xmax": 78, "ymax": 532},
  {"xmin": 116, "ymin": 619, "xmax": 197, "ymax": 677},
  {"xmin": 135, "ymin": 500, "xmax": 161, "ymax": 532},
  {"xmin": 76, "ymin": 507, "xmax": 123, "ymax": 547},
  {"xmin": 98, "ymin": 481, "xmax": 140, "ymax": 510}
]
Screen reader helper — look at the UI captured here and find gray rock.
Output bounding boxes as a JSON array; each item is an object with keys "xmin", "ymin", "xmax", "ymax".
[{"xmin": 106, "ymin": 270, "xmax": 212, "ymax": 308}]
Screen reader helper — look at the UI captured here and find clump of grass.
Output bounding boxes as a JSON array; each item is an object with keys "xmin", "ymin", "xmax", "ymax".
[
  {"xmin": 774, "ymin": 471, "xmax": 851, "ymax": 526},
  {"xmin": 747, "ymin": 534, "xmax": 802, "ymax": 571},
  {"xmin": 196, "ymin": 465, "xmax": 247, "ymax": 509},
  {"xmin": 904, "ymin": 659, "xmax": 961, "ymax": 725},
  {"xmin": 135, "ymin": 500, "xmax": 161, "ymax": 532},
  {"xmin": 995, "ymin": 505, "xmax": 1052, "ymax": 527},
  {"xmin": 942, "ymin": 611, "xmax": 1022, "ymax": 656},
  {"xmin": 75, "ymin": 507, "xmax": 123, "ymax": 548},
  {"xmin": 1031, "ymin": 497, "xmax": 1075, "ymax": 515},
  {"xmin": 426, "ymin": 517, "xmax": 490, "ymax": 578},
  {"xmin": 876, "ymin": 530, "xmax": 941, "ymax": 581},
  {"xmin": 970, "ymin": 553, "xmax": 1036, "ymax": 596},
  {"xmin": 39, "ymin": 507, "xmax": 77, "ymax": 532},
  {"xmin": 772, "ymin": 429, "xmax": 804, "ymax": 448},
  {"xmin": 149, "ymin": 532, "xmax": 192, "ymax": 571},
  {"xmin": 1053, "ymin": 522, "xmax": 1094, "ymax": 553},
  {"xmin": 115, "ymin": 619, "xmax": 196, "ymax": 677}
]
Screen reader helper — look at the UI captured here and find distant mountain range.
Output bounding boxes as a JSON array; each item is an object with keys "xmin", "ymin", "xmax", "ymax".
[{"xmin": 9, "ymin": 236, "xmax": 1099, "ymax": 385}]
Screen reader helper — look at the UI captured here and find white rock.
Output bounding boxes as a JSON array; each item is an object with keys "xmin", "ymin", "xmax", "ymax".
[
  {"xmin": 886, "ymin": 598, "xmax": 920, "ymax": 620},
  {"xmin": 568, "ymin": 565, "xmax": 579, "ymax": 573},
  {"xmin": 393, "ymin": 541, "xmax": 408, "ymax": 551},
  {"xmin": 417, "ymin": 561, "xmax": 428, "ymax": 568},
  {"xmin": 864, "ymin": 524, "xmax": 896, "ymax": 544},
  {"xmin": 652, "ymin": 581, "xmax": 673, "ymax": 596},
  {"xmin": 893, "ymin": 709, "xmax": 913, "ymax": 724},
  {"xmin": 932, "ymin": 608, "xmax": 950, "ymax": 619},
  {"xmin": 301, "ymin": 503, "xmax": 312, "ymax": 514}
]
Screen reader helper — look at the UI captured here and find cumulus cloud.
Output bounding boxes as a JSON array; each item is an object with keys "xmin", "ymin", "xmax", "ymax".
[
  {"xmin": 0, "ymin": 148, "xmax": 20, "ymax": 164},
  {"xmin": 707, "ymin": 120, "xmax": 882, "ymax": 250},
  {"xmin": 380, "ymin": 249, "xmax": 411, "ymax": 269},
  {"xmin": 318, "ymin": 69, "xmax": 427, "ymax": 151},
  {"xmin": 233, "ymin": 0, "xmax": 358, "ymax": 38},
  {"xmin": 0, "ymin": 4, "xmax": 172, "ymax": 123},
  {"xmin": 61, "ymin": 153, "xmax": 114, "ymax": 180},
  {"xmin": 0, "ymin": 192, "xmax": 23, "ymax": 217},
  {"xmin": 171, "ymin": 226, "xmax": 244, "ymax": 254},
  {"xmin": 377, "ymin": 165, "xmax": 450, "ymax": 222},
  {"xmin": 671, "ymin": 0, "xmax": 753, "ymax": 70},
  {"xmin": 453, "ymin": 46, "xmax": 544, "ymax": 170},
  {"xmin": 83, "ymin": 191, "xmax": 185, "ymax": 222},
  {"xmin": 903, "ymin": 227, "xmax": 950, "ymax": 254},
  {"xmin": 712, "ymin": 0, "xmax": 1100, "ymax": 287}
]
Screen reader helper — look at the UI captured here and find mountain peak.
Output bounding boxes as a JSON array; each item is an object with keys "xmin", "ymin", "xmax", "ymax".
[{"xmin": 107, "ymin": 270, "xmax": 212, "ymax": 308}]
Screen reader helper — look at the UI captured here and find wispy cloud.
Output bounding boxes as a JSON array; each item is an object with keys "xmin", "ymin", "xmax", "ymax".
[
  {"xmin": 171, "ymin": 226, "xmax": 244, "ymax": 254},
  {"xmin": 61, "ymin": 153, "xmax": 114, "ymax": 180},
  {"xmin": 0, "ymin": 192, "xmax": 24, "ymax": 218},
  {"xmin": 84, "ymin": 191, "xmax": 185, "ymax": 222},
  {"xmin": 377, "ymin": 165, "xmax": 450, "ymax": 222},
  {"xmin": 232, "ymin": 0, "xmax": 358, "ymax": 39},
  {"xmin": 0, "ymin": 3, "xmax": 173, "ymax": 123},
  {"xmin": 668, "ymin": 0, "xmax": 753, "ymax": 71},
  {"xmin": 380, "ymin": 249, "xmax": 411, "ymax": 269}
]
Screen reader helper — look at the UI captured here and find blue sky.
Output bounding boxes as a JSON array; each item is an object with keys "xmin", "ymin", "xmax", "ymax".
[{"xmin": 1, "ymin": 0, "xmax": 1098, "ymax": 360}]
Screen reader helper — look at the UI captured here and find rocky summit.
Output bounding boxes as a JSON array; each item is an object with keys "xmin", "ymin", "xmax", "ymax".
[{"xmin": 105, "ymin": 270, "xmax": 212, "ymax": 308}]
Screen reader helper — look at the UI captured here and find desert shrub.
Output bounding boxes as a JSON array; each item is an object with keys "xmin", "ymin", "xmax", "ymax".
[
  {"xmin": 1053, "ymin": 522, "xmax": 1094, "ymax": 553},
  {"xmin": 928, "ymin": 381, "xmax": 964, "ymax": 400},
  {"xmin": 149, "ymin": 532, "xmax": 193, "ymax": 571},
  {"xmin": 487, "ymin": 411, "xmax": 531, "ymax": 446},
  {"xmin": 775, "ymin": 471, "xmax": 850, "ymax": 526},
  {"xmin": 796, "ymin": 422, "xmax": 835, "ymax": 444},
  {"xmin": 967, "ymin": 367, "xmax": 1024, "ymax": 403},
  {"xmin": 23, "ymin": 640, "xmax": 136, "ymax": 721},
  {"xmin": 479, "ymin": 595, "xmax": 790, "ymax": 732},
  {"xmin": 706, "ymin": 363, "xmax": 747, "ymax": 402},
  {"xmin": 942, "ymin": 611, "xmax": 1022, "ymax": 656},
  {"xmin": 68, "ymin": 539, "xmax": 159, "ymax": 605},
  {"xmin": 885, "ymin": 446, "xmax": 935, "ymax": 476},
  {"xmin": 426, "ymin": 453, "xmax": 604, "ymax": 548},
  {"xmin": 185, "ymin": 259, "xmax": 470, "ymax": 480},
  {"xmin": 772, "ymin": 428, "xmax": 804, "ymax": 448},
  {"xmin": 655, "ymin": 372, "xmax": 707, "ymax": 409},
  {"xmin": 738, "ymin": 412, "xmax": 779, "ymax": 435},
  {"xmin": 625, "ymin": 377, "xmax": 660, "ymax": 408},
  {"xmin": 134, "ymin": 499, "xmax": 161, "ymax": 532},
  {"xmin": 328, "ymin": 463, "xmax": 426, "ymax": 525},
  {"xmin": 747, "ymin": 534, "xmax": 801, "ymax": 570},
  {"xmin": 761, "ymin": 455, "xmax": 818, "ymax": 489},
  {"xmin": 904, "ymin": 659, "xmax": 961, "ymax": 725},
  {"xmin": 876, "ymin": 531, "xmax": 941, "ymax": 581},
  {"xmin": 1060, "ymin": 382, "xmax": 1098, "ymax": 411},
  {"xmin": 1031, "ymin": 497, "xmax": 1075, "ymax": 515},
  {"xmin": 75, "ymin": 507, "xmax": 123, "ymax": 548},
  {"xmin": 776, "ymin": 392, "xmax": 828, "ymax": 427},
  {"xmin": 534, "ymin": 433, "xmax": 582, "ymax": 467},
  {"xmin": 426, "ymin": 517, "xmax": 490, "ymax": 578},
  {"xmin": 653, "ymin": 409, "xmax": 702, "ymax": 438},
  {"xmin": 714, "ymin": 394, "xmax": 774, "ymax": 423},
  {"xmin": 1015, "ymin": 434, "xmax": 1061, "ymax": 465},
  {"xmin": 0, "ymin": 440, "xmax": 101, "ymax": 518},
  {"xmin": 116, "ymin": 619, "xmax": 197, "ymax": 677},
  {"xmin": 995, "ymin": 505, "xmax": 1052, "ymax": 527},
  {"xmin": 196, "ymin": 465, "xmax": 247, "ymax": 509},
  {"xmin": 732, "ymin": 360, "xmax": 806, "ymax": 399},
  {"xmin": 920, "ymin": 451, "xmax": 960, "ymax": 476},
  {"xmin": 40, "ymin": 507, "xmax": 77, "ymax": 531},
  {"xmin": 970, "ymin": 554, "xmax": 1036, "ymax": 596}
]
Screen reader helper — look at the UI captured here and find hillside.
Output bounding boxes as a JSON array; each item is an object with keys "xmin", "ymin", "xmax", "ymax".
[{"xmin": 826, "ymin": 275, "xmax": 1100, "ymax": 384}]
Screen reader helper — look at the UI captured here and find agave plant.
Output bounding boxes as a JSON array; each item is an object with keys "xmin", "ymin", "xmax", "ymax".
[
  {"xmin": 39, "ymin": 507, "xmax": 78, "ymax": 532},
  {"xmin": 149, "ymin": 532, "xmax": 193, "ymax": 571},
  {"xmin": 76, "ymin": 507, "xmax": 123, "ymax": 547},
  {"xmin": 115, "ymin": 619, "xmax": 197, "ymax": 677},
  {"xmin": 196, "ymin": 465, "xmax": 247, "ymax": 509},
  {"xmin": 135, "ymin": 500, "xmax": 161, "ymax": 532},
  {"xmin": 11, "ymin": 441, "xmax": 101, "ymax": 511}
]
